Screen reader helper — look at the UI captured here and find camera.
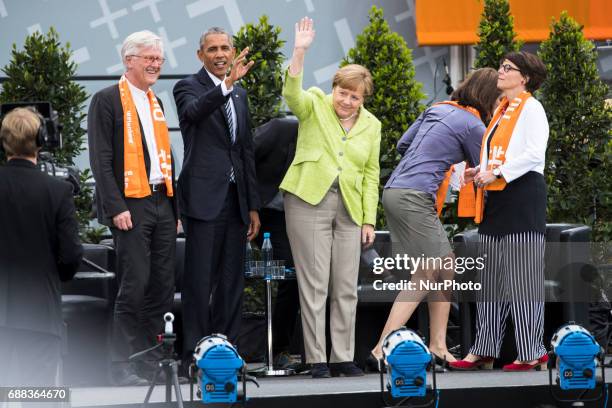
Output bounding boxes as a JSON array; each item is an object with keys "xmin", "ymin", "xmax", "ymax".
[{"xmin": 0, "ymin": 101, "xmax": 80, "ymax": 195}]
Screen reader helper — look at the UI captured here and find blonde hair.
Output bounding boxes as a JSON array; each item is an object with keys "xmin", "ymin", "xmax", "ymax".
[
  {"xmin": 332, "ymin": 64, "xmax": 374, "ymax": 97},
  {"xmin": 0, "ymin": 107, "xmax": 41, "ymax": 157}
]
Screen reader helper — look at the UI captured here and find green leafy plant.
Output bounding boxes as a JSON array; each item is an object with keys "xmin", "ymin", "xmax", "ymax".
[
  {"xmin": 538, "ymin": 12, "xmax": 612, "ymax": 244},
  {"xmin": 474, "ymin": 0, "xmax": 522, "ymax": 69},
  {"xmin": 233, "ymin": 15, "xmax": 285, "ymax": 128},
  {"xmin": 0, "ymin": 28, "xmax": 95, "ymax": 241},
  {"xmin": 342, "ymin": 6, "xmax": 425, "ymax": 228}
]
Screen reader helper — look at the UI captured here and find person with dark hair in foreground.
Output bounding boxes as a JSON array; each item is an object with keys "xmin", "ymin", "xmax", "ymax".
[{"xmin": 0, "ymin": 107, "xmax": 83, "ymax": 386}]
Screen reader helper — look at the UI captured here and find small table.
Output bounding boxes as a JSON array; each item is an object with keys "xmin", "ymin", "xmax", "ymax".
[{"xmin": 247, "ymin": 269, "xmax": 297, "ymax": 377}]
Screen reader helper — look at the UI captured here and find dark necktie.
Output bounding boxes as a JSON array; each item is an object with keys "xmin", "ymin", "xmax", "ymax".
[{"xmin": 224, "ymin": 95, "xmax": 236, "ymax": 182}]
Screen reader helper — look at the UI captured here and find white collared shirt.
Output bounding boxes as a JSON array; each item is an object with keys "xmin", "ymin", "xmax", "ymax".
[
  {"xmin": 204, "ymin": 68, "xmax": 237, "ymax": 139},
  {"xmin": 126, "ymin": 78, "xmax": 164, "ymax": 185},
  {"xmin": 480, "ymin": 97, "xmax": 549, "ymax": 182}
]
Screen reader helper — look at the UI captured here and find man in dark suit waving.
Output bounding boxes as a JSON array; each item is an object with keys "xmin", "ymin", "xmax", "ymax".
[
  {"xmin": 88, "ymin": 30, "xmax": 177, "ymax": 386},
  {"xmin": 173, "ymin": 27, "xmax": 260, "ymax": 361},
  {"xmin": 0, "ymin": 107, "xmax": 83, "ymax": 386}
]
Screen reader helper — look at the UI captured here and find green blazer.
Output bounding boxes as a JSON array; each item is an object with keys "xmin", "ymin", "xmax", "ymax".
[{"xmin": 279, "ymin": 70, "xmax": 381, "ymax": 226}]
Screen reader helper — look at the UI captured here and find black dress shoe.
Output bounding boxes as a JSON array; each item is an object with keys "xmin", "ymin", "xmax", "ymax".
[
  {"xmin": 329, "ymin": 362, "xmax": 364, "ymax": 377},
  {"xmin": 112, "ymin": 368, "xmax": 149, "ymax": 386},
  {"xmin": 310, "ymin": 363, "xmax": 331, "ymax": 378}
]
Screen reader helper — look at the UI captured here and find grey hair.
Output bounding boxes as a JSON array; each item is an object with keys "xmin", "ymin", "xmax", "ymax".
[
  {"xmin": 121, "ymin": 30, "xmax": 164, "ymax": 66},
  {"xmin": 199, "ymin": 27, "xmax": 233, "ymax": 49}
]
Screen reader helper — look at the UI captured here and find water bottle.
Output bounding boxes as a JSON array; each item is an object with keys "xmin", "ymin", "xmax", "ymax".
[
  {"xmin": 261, "ymin": 232, "xmax": 273, "ymax": 279},
  {"xmin": 244, "ymin": 240, "xmax": 254, "ymax": 277}
]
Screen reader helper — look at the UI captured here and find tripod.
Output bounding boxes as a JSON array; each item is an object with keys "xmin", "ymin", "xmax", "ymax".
[{"xmin": 130, "ymin": 331, "xmax": 184, "ymax": 408}]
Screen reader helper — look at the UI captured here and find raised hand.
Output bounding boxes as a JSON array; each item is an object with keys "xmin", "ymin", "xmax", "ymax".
[
  {"xmin": 226, "ymin": 47, "xmax": 255, "ymax": 88},
  {"xmin": 294, "ymin": 17, "xmax": 315, "ymax": 50},
  {"xmin": 289, "ymin": 17, "xmax": 315, "ymax": 75}
]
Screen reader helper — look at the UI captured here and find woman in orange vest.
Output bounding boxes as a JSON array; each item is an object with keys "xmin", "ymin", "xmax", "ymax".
[
  {"xmin": 450, "ymin": 51, "xmax": 549, "ymax": 372},
  {"xmin": 368, "ymin": 68, "xmax": 500, "ymax": 370}
]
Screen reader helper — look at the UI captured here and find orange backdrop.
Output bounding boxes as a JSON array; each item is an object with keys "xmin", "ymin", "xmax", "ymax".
[{"xmin": 415, "ymin": 0, "xmax": 612, "ymax": 45}]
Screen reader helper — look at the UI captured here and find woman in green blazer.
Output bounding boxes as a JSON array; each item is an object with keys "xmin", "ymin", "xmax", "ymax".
[{"xmin": 280, "ymin": 17, "xmax": 381, "ymax": 379}]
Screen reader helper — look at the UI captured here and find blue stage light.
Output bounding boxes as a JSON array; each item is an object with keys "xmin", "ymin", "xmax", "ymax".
[
  {"xmin": 550, "ymin": 323, "xmax": 602, "ymax": 390},
  {"xmin": 548, "ymin": 323, "xmax": 607, "ymax": 406},
  {"xmin": 382, "ymin": 327, "xmax": 434, "ymax": 399},
  {"xmin": 193, "ymin": 334, "xmax": 244, "ymax": 404}
]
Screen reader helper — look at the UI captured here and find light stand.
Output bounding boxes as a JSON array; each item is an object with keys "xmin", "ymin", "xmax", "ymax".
[{"xmin": 130, "ymin": 313, "xmax": 184, "ymax": 408}]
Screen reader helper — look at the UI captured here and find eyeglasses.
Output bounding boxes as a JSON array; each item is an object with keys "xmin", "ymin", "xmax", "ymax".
[
  {"xmin": 499, "ymin": 63, "xmax": 522, "ymax": 74},
  {"xmin": 129, "ymin": 55, "xmax": 166, "ymax": 65}
]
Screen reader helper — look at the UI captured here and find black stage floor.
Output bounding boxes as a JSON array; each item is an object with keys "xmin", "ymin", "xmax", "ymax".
[{"xmin": 69, "ymin": 369, "xmax": 612, "ymax": 408}]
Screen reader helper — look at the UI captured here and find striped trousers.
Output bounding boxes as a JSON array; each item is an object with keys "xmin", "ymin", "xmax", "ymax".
[{"xmin": 469, "ymin": 232, "xmax": 547, "ymax": 361}]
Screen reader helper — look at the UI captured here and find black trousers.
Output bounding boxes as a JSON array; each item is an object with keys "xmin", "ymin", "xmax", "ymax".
[
  {"xmin": 182, "ymin": 184, "xmax": 247, "ymax": 359},
  {"xmin": 255, "ymin": 208, "xmax": 299, "ymax": 354},
  {"xmin": 110, "ymin": 191, "xmax": 176, "ymax": 366},
  {"xmin": 0, "ymin": 328, "xmax": 62, "ymax": 386}
]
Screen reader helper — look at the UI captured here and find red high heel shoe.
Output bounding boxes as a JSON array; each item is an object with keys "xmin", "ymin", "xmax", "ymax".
[
  {"xmin": 502, "ymin": 354, "xmax": 549, "ymax": 372},
  {"xmin": 448, "ymin": 356, "xmax": 494, "ymax": 371}
]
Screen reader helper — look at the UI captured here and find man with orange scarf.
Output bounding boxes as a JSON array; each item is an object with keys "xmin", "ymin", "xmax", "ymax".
[{"xmin": 88, "ymin": 31, "xmax": 177, "ymax": 386}]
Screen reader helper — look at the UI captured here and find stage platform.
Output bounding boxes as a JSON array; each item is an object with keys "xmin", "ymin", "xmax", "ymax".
[{"xmin": 70, "ymin": 369, "xmax": 612, "ymax": 408}]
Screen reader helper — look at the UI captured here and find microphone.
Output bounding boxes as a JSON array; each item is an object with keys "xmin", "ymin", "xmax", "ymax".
[{"xmin": 442, "ymin": 58, "xmax": 453, "ymax": 95}]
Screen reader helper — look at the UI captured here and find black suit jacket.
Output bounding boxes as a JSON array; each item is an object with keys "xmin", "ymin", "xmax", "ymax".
[
  {"xmin": 87, "ymin": 84, "xmax": 177, "ymax": 226},
  {"xmin": 0, "ymin": 159, "xmax": 83, "ymax": 337},
  {"xmin": 173, "ymin": 68, "xmax": 260, "ymax": 224},
  {"xmin": 253, "ymin": 117, "xmax": 298, "ymax": 206}
]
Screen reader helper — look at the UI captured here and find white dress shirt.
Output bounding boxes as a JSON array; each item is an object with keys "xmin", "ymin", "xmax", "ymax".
[
  {"xmin": 481, "ymin": 97, "xmax": 549, "ymax": 183},
  {"xmin": 126, "ymin": 78, "xmax": 164, "ymax": 185},
  {"xmin": 204, "ymin": 68, "xmax": 237, "ymax": 138}
]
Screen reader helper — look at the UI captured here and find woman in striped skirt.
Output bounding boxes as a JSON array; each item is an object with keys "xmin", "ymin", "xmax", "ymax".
[{"xmin": 449, "ymin": 51, "xmax": 549, "ymax": 372}]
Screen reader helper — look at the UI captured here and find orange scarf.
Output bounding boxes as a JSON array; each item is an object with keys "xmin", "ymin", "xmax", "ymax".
[
  {"xmin": 118, "ymin": 75, "xmax": 173, "ymax": 198},
  {"xmin": 460, "ymin": 91, "xmax": 531, "ymax": 223},
  {"xmin": 432, "ymin": 101, "xmax": 481, "ymax": 217}
]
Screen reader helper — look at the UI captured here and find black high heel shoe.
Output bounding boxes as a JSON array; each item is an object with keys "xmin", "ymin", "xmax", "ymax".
[
  {"xmin": 432, "ymin": 353, "xmax": 449, "ymax": 368},
  {"xmin": 365, "ymin": 352, "xmax": 385, "ymax": 373}
]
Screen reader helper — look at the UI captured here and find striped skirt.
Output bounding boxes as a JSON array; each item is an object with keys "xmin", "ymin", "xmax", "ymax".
[{"xmin": 469, "ymin": 231, "xmax": 547, "ymax": 361}]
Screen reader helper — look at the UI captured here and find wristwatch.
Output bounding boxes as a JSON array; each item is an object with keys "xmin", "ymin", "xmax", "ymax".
[{"xmin": 492, "ymin": 167, "xmax": 502, "ymax": 179}]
